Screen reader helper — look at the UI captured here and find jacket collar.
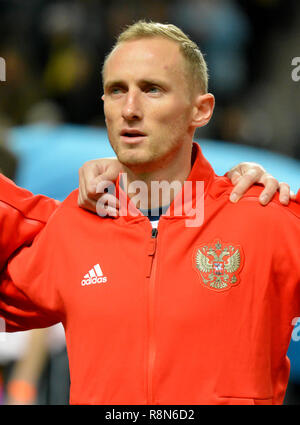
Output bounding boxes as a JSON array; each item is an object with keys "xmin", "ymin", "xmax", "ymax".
[{"xmin": 115, "ymin": 142, "xmax": 215, "ymax": 223}]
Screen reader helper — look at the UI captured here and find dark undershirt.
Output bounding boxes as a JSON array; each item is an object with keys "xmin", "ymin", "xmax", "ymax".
[{"xmin": 139, "ymin": 205, "xmax": 170, "ymax": 222}]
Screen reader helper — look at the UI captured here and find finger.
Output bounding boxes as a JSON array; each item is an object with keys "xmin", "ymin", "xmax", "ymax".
[
  {"xmin": 85, "ymin": 199, "xmax": 119, "ymax": 216},
  {"xmin": 258, "ymin": 175, "xmax": 279, "ymax": 205},
  {"xmin": 79, "ymin": 183, "xmax": 89, "ymax": 208},
  {"xmin": 96, "ymin": 179, "xmax": 116, "ymax": 194},
  {"xmin": 227, "ymin": 170, "xmax": 242, "ymax": 186},
  {"xmin": 81, "ymin": 161, "xmax": 103, "ymax": 197},
  {"xmin": 78, "ymin": 164, "xmax": 91, "ymax": 206},
  {"xmin": 106, "ymin": 193, "xmax": 120, "ymax": 209},
  {"xmin": 258, "ymin": 185, "xmax": 279, "ymax": 206},
  {"xmin": 97, "ymin": 181, "xmax": 120, "ymax": 207},
  {"xmin": 96, "ymin": 192, "xmax": 118, "ymax": 206},
  {"xmin": 96, "ymin": 195, "xmax": 118, "ymax": 217},
  {"xmin": 85, "ymin": 174, "xmax": 101, "ymax": 199},
  {"xmin": 78, "ymin": 192, "xmax": 83, "ymax": 207},
  {"xmin": 78, "ymin": 197, "xmax": 98, "ymax": 213},
  {"xmin": 85, "ymin": 175, "xmax": 116, "ymax": 201},
  {"xmin": 78, "ymin": 191, "xmax": 88, "ymax": 209},
  {"xmin": 95, "ymin": 160, "xmax": 119, "ymax": 182},
  {"xmin": 80, "ymin": 180, "xmax": 119, "ymax": 215},
  {"xmin": 290, "ymin": 190, "xmax": 296, "ymax": 200},
  {"xmin": 278, "ymin": 182, "xmax": 291, "ymax": 205},
  {"xmin": 96, "ymin": 205, "xmax": 119, "ymax": 217},
  {"xmin": 95, "ymin": 180, "xmax": 120, "ymax": 208},
  {"xmin": 96, "ymin": 192, "xmax": 120, "ymax": 210},
  {"xmin": 229, "ymin": 170, "xmax": 258, "ymax": 203},
  {"xmin": 88, "ymin": 159, "xmax": 120, "ymax": 192},
  {"xmin": 228, "ymin": 162, "xmax": 265, "ymax": 181},
  {"xmin": 78, "ymin": 168, "xmax": 84, "ymax": 205}
]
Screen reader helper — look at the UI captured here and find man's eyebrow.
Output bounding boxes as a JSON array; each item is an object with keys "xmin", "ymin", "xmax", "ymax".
[
  {"xmin": 104, "ymin": 78, "xmax": 170, "ymax": 90},
  {"xmin": 104, "ymin": 80, "xmax": 126, "ymax": 90},
  {"xmin": 139, "ymin": 78, "xmax": 168, "ymax": 87}
]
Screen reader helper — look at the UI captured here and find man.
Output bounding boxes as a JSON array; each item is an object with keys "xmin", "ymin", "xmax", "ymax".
[
  {"xmin": 0, "ymin": 144, "xmax": 290, "ymax": 405},
  {"xmin": 1, "ymin": 21, "xmax": 299, "ymax": 405}
]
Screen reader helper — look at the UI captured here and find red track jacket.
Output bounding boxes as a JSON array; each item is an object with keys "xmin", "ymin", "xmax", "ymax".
[
  {"xmin": 1, "ymin": 144, "xmax": 300, "ymax": 405},
  {"xmin": 0, "ymin": 174, "xmax": 58, "ymax": 271}
]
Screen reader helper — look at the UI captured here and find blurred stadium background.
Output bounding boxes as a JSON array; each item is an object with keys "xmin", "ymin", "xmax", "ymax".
[{"xmin": 0, "ymin": 0, "xmax": 299, "ymax": 405}]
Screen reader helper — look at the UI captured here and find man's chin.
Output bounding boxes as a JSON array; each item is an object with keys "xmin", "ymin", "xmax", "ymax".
[
  {"xmin": 120, "ymin": 156, "xmax": 150, "ymax": 168},
  {"xmin": 117, "ymin": 148, "xmax": 150, "ymax": 165},
  {"xmin": 118, "ymin": 153, "xmax": 160, "ymax": 173}
]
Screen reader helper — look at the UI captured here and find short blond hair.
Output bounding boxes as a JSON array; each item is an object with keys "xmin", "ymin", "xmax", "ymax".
[{"xmin": 102, "ymin": 20, "xmax": 208, "ymax": 94}]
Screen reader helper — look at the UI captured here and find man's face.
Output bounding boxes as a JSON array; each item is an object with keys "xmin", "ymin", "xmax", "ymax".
[{"xmin": 102, "ymin": 37, "xmax": 195, "ymax": 172}]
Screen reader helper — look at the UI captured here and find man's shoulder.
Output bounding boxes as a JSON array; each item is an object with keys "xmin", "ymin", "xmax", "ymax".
[
  {"xmin": 241, "ymin": 185, "xmax": 300, "ymax": 221},
  {"xmin": 0, "ymin": 173, "xmax": 59, "ymax": 223},
  {"xmin": 49, "ymin": 188, "xmax": 85, "ymax": 221},
  {"xmin": 209, "ymin": 175, "xmax": 300, "ymax": 221},
  {"xmin": 47, "ymin": 188, "xmax": 106, "ymax": 230},
  {"xmin": 60, "ymin": 188, "xmax": 80, "ymax": 208}
]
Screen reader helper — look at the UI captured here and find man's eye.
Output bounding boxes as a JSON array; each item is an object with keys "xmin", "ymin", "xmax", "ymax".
[
  {"xmin": 147, "ymin": 86, "xmax": 161, "ymax": 94},
  {"xmin": 110, "ymin": 87, "xmax": 123, "ymax": 95}
]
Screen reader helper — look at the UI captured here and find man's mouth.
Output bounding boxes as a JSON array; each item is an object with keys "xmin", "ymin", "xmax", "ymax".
[
  {"xmin": 120, "ymin": 129, "xmax": 147, "ymax": 143},
  {"xmin": 121, "ymin": 129, "xmax": 146, "ymax": 137}
]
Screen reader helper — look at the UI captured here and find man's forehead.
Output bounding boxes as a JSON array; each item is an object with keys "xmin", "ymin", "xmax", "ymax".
[
  {"xmin": 111, "ymin": 37, "xmax": 181, "ymax": 59},
  {"xmin": 104, "ymin": 37, "xmax": 184, "ymax": 79}
]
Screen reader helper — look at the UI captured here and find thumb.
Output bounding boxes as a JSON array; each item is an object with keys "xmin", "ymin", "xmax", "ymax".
[
  {"xmin": 87, "ymin": 174, "xmax": 116, "ymax": 199},
  {"xmin": 95, "ymin": 179, "xmax": 116, "ymax": 194},
  {"xmin": 91, "ymin": 169, "xmax": 119, "ymax": 189},
  {"xmin": 94, "ymin": 162, "xmax": 120, "ymax": 185}
]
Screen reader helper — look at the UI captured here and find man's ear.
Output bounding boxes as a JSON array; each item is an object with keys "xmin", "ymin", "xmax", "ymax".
[{"xmin": 191, "ymin": 93, "xmax": 215, "ymax": 128}]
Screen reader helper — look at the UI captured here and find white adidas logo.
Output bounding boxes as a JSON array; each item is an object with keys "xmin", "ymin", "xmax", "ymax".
[{"xmin": 81, "ymin": 264, "xmax": 107, "ymax": 286}]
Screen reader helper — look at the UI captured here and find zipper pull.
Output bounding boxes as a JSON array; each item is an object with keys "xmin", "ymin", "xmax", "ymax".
[{"xmin": 146, "ymin": 228, "xmax": 158, "ymax": 277}]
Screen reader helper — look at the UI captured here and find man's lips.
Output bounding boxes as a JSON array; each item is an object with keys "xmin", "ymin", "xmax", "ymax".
[{"xmin": 120, "ymin": 129, "xmax": 147, "ymax": 143}]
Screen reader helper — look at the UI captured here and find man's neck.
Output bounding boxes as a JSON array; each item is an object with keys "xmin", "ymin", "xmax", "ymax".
[{"xmin": 120, "ymin": 143, "xmax": 193, "ymax": 210}]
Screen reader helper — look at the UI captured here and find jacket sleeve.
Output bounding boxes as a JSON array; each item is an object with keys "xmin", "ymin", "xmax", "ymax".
[
  {"xmin": 0, "ymin": 211, "xmax": 66, "ymax": 332},
  {"xmin": 0, "ymin": 173, "xmax": 59, "ymax": 271},
  {"xmin": 0, "ymin": 270, "xmax": 62, "ymax": 332},
  {"xmin": 0, "ymin": 174, "xmax": 61, "ymax": 332}
]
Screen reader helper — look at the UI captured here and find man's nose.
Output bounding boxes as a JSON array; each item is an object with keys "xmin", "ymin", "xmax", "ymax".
[{"xmin": 122, "ymin": 91, "xmax": 142, "ymax": 121}]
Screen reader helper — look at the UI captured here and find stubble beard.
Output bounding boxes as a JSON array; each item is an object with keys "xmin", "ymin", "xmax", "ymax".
[
  {"xmin": 110, "ymin": 134, "xmax": 164, "ymax": 173},
  {"xmin": 109, "ymin": 126, "xmax": 188, "ymax": 175}
]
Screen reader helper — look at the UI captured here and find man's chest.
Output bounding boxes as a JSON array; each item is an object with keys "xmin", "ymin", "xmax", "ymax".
[{"xmin": 55, "ymin": 216, "xmax": 274, "ymax": 334}]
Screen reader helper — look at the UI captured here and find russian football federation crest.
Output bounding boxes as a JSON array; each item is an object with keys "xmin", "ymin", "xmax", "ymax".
[{"xmin": 193, "ymin": 240, "xmax": 244, "ymax": 292}]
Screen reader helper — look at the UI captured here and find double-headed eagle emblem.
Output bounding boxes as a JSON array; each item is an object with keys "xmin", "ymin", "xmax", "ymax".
[{"xmin": 194, "ymin": 240, "xmax": 244, "ymax": 291}]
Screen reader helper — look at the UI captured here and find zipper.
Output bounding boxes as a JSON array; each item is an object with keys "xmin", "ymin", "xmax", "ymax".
[
  {"xmin": 146, "ymin": 228, "xmax": 158, "ymax": 277},
  {"xmin": 146, "ymin": 227, "xmax": 158, "ymax": 404}
]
